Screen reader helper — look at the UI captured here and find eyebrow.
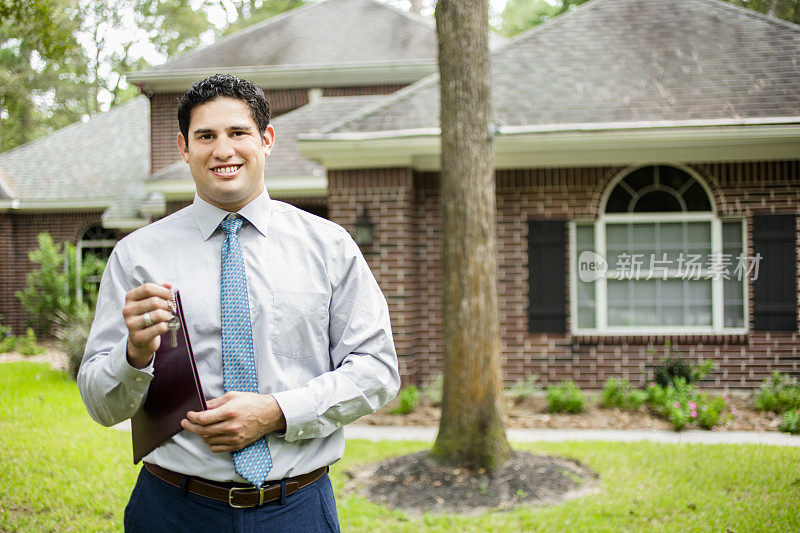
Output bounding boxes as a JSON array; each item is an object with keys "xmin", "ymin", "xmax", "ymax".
[{"xmin": 191, "ymin": 124, "xmax": 255, "ymax": 136}]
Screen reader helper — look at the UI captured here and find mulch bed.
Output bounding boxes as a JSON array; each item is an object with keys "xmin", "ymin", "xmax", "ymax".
[{"xmin": 346, "ymin": 450, "xmax": 598, "ymax": 515}]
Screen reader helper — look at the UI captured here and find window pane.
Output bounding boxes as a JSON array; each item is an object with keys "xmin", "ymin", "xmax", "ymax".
[
  {"xmin": 722, "ymin": 221, "xmax": 745, "ymax": 328},
  {"xmin": 683, "ymin": 181, "xmax": 712, "ymax": 211},
  {"xmin": 633, "ymin": 191, "xmax": 682, "ymax": 212},
  {"xmin": 606, "ymin": 279, "xmax": 712, "ymax": 327}
]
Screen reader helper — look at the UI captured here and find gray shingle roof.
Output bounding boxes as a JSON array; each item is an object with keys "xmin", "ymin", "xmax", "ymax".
[
  {"xmin": 325, "ymin": 0, "xmax": 800, "ymax": 134},
  {"xmin": 0, "ymin": 96, "xmax": 150, "ymax": 201},
  {"xmin": 151, "ymin": 95, "xmax": 386, "ymax": 183},
  {"xmin": 140, "ymin": 0, "xmax": 437, "ymax": 74}
]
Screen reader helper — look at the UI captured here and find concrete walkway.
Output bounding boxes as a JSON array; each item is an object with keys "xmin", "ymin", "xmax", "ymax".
[{"xmin": 112, "ymin": 420, "xmax": 800, "ymax": 446}]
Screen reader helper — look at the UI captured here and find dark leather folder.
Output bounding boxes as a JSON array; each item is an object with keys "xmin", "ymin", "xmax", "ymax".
[{"xmin": 131, "ymin": 291, "xmax": 206, "ymax": 464}]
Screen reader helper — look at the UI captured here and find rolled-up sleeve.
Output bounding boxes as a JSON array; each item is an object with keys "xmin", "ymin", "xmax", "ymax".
[
  {"xmin": 272, "ymin": 234, "xmax": 399, "ymax": 441},
  {"xmin": 78, "ymin": 246, "xmax": 154, "ymax": 427}
]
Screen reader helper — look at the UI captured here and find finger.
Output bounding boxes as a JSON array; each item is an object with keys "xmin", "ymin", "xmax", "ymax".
[
  {"xmin": 124, "ymin": 296, "xmax": 174, "ymax": 321},
  {"xmin": 126, "ymin": 283, "xmax": 173, "ymax": 303},
  {"xmin": 205, "ymin": 393, "xmax": 236, "ymax": 410},
  {"xmin": 186, "ymin": 404, "xmax": 231, "ymax": 426},
  {"xmin": 129, "ymin": 321, "xmax": 169, "ymax": 347}
]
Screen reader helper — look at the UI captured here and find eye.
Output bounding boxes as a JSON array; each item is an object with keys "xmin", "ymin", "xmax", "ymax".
[{"xmin": 198, "ymin": 133, "xmax": 214, "ymax": 140}]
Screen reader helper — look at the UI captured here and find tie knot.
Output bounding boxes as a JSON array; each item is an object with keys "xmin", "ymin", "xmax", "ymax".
[{"xmin": 220, "ymin": 216, "xmax": 243, "ymax": 236}]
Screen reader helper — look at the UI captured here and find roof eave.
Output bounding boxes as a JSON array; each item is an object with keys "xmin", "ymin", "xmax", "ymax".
[
  {"xmin": 128, "ymin": 61, "xmax": 437, "ymax": 92},
  {"xmin": 298, "ymin": 121, "xmax": 800, "ymax": 170},
  {"xmin": 0, "ymin": 199, "xmax": 111, "ymax": 212}
]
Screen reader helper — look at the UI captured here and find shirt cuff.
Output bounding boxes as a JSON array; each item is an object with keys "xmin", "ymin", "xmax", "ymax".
[
  {"xmin": 271, "ymin": 388, "xmax": 319, "ymax": 441},
  {"xmin": 109, "ymin": 337, "xmax": 154, "ymax": 389}
]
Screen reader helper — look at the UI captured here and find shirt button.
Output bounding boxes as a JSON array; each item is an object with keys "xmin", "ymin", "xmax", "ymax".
[
  {"xmin": 297, "ymin": 429, "xmax": 304, "ymax": 436},
  {"xmin": 129, "ymin": 403, "xmax": 136, "ymax": 408},
  {"xmin": 335, "ymin": 421, "xmax": 342, "ymax": 427},
  {"xmin": 135, "ymin": 377, "xmax": 143, "ymax": 382}
]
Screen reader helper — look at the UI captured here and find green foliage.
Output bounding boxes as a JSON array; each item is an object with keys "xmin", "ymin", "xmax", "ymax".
[
  {"xmin": 754, "ymin": 371, "xmax": 800, "ymax": 414},
  {"xmin": 390, "ymin": 385, "xmax": 420, "ymax": 415},
  {"xmin": 0, "ymin": 321, "xmax": 15, "ymax": 353},
  {"xmin": 15, "ymin": 232, "xmax": 105, "ymax": 334},
  {"xmin": 651, "ymin": 353, "xmax": 713, "ymax": 388},
  {"xmin": 724, "ymin": 0, "xmax": 799, "ymax": 24},
  {"xmin": 779, "ymin": 408, "xmax": 800, "ymax": 435},
  {"xmin": 546, "ymin": 380, "xmax": 585, "ymax": 413},
  {"xmin": 52, "ymin": 307, "xmax": 93, "ymax": 380},
  {"xmin": 497, "ymin": 0, "xmax": 592, "ymax": 37},
  {"xmin": 222, "ymin": 0, "xmax": 306, "ymax": 35},
  {"xmin": 420, "ymin": 373, "xmax": 443, "ymax": 406},
  {"xmin": 646, "ymin": 379, "xmax": 734, "ymax": 431},
  {"xmin": 17, "ymin": 328, "xmax": 44, "ymax": 356},
  {"xmin": 505, "ymin": 373, "xmax": 539, "ymax": 402},
  {"xmin": 599, "ymin": 378, "xmax": 647, "ymax": 410}
]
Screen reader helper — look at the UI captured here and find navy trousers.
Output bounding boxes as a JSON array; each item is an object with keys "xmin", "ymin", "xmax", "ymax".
[{"xmin": 124, "ymin": 466, "xmax": 341, "ymax": 532}]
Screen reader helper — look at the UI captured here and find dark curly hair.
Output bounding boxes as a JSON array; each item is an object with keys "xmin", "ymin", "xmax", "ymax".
[{"xmin": 177, "ymin": 74, "xmax": 271, "ymax": 146}]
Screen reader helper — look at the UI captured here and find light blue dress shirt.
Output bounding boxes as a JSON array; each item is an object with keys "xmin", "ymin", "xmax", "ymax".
[{"xmin": 78, "ymin": 190, "xmax": 399, "ymax": 482}]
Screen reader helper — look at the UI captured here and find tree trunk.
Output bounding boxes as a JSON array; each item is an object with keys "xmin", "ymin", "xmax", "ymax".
[
  {"xmin": 409, "ymin": 0, "xmax": 423, "ymax": 14},
  {"xmin": 431, "ymin": 0, "xmax": 511, "ymax": 470}
]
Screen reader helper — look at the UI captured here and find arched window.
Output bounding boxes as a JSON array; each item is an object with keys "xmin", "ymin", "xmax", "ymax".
[
  {"xmin": 572, "ymin": 165, "xmax": 746, "ymax": 333},
  {"xmin": 77, "ymin": 225, "xmax": 118, "ymax": 303}
]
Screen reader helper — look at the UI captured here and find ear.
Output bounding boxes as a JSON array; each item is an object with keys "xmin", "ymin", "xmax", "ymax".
[
  {"xmin": 177, "ymin": 132, "xmax": 189, "ymax": 162},
  {"xmin": 263, "ymin": 124, "xmax": 275, "ymax": 157}
]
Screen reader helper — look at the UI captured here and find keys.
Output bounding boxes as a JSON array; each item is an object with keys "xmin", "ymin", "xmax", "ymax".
[{"xmin": 168, "ymin": 291, "xmax": 180, "ymax": 348}]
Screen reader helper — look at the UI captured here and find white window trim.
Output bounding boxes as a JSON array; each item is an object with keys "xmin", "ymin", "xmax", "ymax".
[{"xmin": 569, "ymin": 166, "xmax": 748, "ymax": 337}]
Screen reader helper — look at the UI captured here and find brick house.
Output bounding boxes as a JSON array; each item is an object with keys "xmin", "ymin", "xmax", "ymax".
[{"xmin": 2, "ymin": 0, "xmax": 799, "ymax": 389}]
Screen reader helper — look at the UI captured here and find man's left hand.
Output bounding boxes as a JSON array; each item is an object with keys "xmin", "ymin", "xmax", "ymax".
[{"xmin": 181, "ymin": 392, "xmax": 287, "ymax": 453}]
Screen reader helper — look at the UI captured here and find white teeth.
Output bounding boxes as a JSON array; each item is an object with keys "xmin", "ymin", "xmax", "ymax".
[{"xmin": 214, "ymin": 165, "xmax": 240, "ymax": 174}]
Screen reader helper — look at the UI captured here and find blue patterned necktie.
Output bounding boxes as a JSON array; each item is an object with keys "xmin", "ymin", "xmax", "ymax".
[{"xmin": 220, "ymin": 215, "xmax": 272, "ymax": 487}]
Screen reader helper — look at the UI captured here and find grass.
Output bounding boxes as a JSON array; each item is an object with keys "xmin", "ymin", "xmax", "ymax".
[{"xmin": 2, "ymin": 362, "xmax": 799, "ymax": 532}]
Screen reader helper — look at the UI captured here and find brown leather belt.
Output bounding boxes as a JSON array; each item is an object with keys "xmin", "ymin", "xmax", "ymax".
[{"xmin": 144, "ymin": 462, "xmax": 328, "ymax": 508}]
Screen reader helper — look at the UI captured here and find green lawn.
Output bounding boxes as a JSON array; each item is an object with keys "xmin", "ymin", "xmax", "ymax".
[{"xmin": 2, "ymin": 362, "xmax": 799, "ymax": 532}]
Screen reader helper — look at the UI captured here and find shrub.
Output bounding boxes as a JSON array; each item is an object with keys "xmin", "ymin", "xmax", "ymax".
[
  {"xmin": 15, "ymin": 233, "xmax": 106, "ymax": 334},
  {"xmin": 779, "ymin": 409, "xmax": 800, "ymax": 435},
  {"xmin": 600, "ymin": 378, "xmax": 647, "ymax": 410},
  {"xmin": 652, "ymin": 356, "xmax": 713, "ymax": 387},
  {"xmin": 17, "ymin": 328, "xmax": 44, "ymax": 356},
  {"xmin": 506, "ymin": 374, "xmax": 539, "ymax": 402},
  {"xmin": 420, "ymin": 374, "xmax": 443, "ymax": 406},
  {"xmin": 390, "ymin": 385, "xmax": 420, "ymax": 415},
  {"xmin": 754, "ymin": 371, "xmax": 800, "ymax": 414},
  {"xmin": 546, "ymin": 380, "xmax": 585, "ymax": 414},
  {"xmin": 646, "ymin": 378, "xmax": 734, "ymax": 431},
  {"xmin": 53, "ymin": 307, "xmax": 94, "ymax": 380}
]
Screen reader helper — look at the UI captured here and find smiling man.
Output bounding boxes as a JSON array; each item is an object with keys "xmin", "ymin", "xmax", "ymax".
[{"xmin": 78, "ymin": 74, "xmax": 399, "ymax": 532}]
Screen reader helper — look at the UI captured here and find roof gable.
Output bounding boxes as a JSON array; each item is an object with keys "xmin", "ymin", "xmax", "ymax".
[
  {"xmin": 324, "ymin": 0, "xmax": 800, "ymax": 134},
  {"xmin": 139, "ymin": 0, "xmax": 437, "ymax": 74},
  {"xmin": 0, "ymin": 96, "xmax": 150, "ymax": 203}
]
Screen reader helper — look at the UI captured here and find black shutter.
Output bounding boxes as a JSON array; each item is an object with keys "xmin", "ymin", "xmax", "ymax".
[
  {"xmin": 528, "ymin": 219, "xmax": 567, "ymax": 332},
  {"xmin": 753, "ymin": 213, "xmax": 797, "ymax": 331}
]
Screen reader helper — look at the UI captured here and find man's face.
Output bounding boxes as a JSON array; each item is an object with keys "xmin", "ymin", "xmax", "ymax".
[{"xmin": 177, "ymin": 97, "xmax": 274, "ymax": 212}]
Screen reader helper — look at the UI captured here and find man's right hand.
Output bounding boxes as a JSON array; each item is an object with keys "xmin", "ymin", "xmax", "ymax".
[{"xmin": 123, "ymin": 283, "xmax": 173, "ymax": 369}]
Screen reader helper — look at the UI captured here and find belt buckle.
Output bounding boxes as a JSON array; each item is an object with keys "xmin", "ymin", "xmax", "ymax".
[{"xmin": 228, "ymin": 486, "xmax": 263, "ymax": 508}]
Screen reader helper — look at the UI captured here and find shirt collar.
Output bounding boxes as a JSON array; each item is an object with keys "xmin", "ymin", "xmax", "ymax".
[{"xmin": 192, "ymin": 189, "xmax": 273, "ymax": 241}]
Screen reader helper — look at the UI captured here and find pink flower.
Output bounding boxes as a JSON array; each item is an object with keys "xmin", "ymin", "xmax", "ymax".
[
  {"xmin": 688, "ymin": 401, "xmax": 697, "ymax": 410},
  {"xmin": 691, "ymin": 410, "xmax": 698, "ymax": 418},
  {"xmin": 649, "ymin": 382, "xmax": 656, "ymax": 388},
  {"xmin": 674, "ymin": 401, "xmax": 681, "ymax": 408},
  {"xmin": 797, "ymin": 408, "xmax": 800, "ymax": 415},
  {"xmin": 712, "ymin": 426, "xmax": 718, "ymax": 431}
]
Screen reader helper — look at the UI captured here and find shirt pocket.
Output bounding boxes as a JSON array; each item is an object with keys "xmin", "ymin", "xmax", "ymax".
[{"xmin": 272, "ymin": 290, "xmax": 329, "ymax": 358}]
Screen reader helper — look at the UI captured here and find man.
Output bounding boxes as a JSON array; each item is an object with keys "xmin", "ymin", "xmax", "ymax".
[{"xmin": 78, "ymin": 74, "xmax": 399, "ymax": 532}]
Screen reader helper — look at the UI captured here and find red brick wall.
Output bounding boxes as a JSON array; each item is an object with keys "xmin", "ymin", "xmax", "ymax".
[
  {"xmin": 0, "ymin": 211, "xmax": 103, "ymax": 333},
  {"xmin": 327, "ymin": 162, "xmax": 800, "ymax": 390}
]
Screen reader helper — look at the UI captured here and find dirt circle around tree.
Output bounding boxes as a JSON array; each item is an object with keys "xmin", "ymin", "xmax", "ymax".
[{"xmin": 346, "ymin": 450, "xmax": 599, "ymax": 515}]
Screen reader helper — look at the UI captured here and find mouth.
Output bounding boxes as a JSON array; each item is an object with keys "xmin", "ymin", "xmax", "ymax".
[{"xmin": 210, "ymin": 164, "xmax": 243, "ymax": 177}]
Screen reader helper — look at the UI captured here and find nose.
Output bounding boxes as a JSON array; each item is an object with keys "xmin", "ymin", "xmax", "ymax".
[{"xmin": 212, "ymin": 134, "xmax": 235, "ymax": 160}]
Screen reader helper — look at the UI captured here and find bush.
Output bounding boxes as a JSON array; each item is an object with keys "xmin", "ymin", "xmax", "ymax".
[
  {"xmin": 390, "ymin": 385, "xmax": 420, "ymax": 415},
  {"xmin": 420, "ymin": 374, "xmax": 443, "ymax": 406},
  {"xmin": 646, "ymin": 379, "xmax": 734, "ymax": 431},
  {"xmin": 754, "ymin": 372, "xmax": 800, "ymax": 414},
  {"xmin": 546, "ymin": 380, "xmax": 585, "ymax": 414},
  {"xmin": 778, "ymin": 409, "xmax": 800, "ymax": 435},
  {"xmin": 52, "ymin": 307, "xmax": 94, "ymax": 380},
  {"xmin": 15, "ymin": 233, "xmax": 106, "ymax": 334},
  {"xmin": 506, "ymin": 374, "xmax": 539, "ymax": 402},
  {"xmin": 17, "ymin": 329, "xmax": 44, "ymax": 356},
  {"xmin": 652, "ymin": 356, "xmax": 713, "ymax": 388},
  {"xmin": 599, "ymin": 378, "xmax": 646, "ymax": 410}
]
